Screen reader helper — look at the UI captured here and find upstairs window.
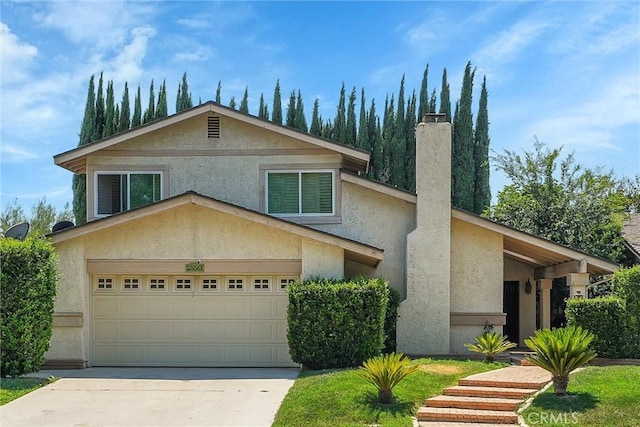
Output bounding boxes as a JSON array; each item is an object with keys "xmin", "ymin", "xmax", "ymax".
[
  {"xmin": 266, "ymin": 171, "xmax": 333, "ymax": 216},
  {"xmin": 95, "ymin": 172, "xmax": 162, "ymax": 216}
]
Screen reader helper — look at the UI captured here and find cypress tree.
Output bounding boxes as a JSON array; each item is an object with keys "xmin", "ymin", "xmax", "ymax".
[
  {"xmin": 368, "ymin": 100, "xmax": 384, "ymax": 180},
  {"xmin": 72, "ymin": 75, "xmax": 97, "ymax": 225},
  {"xmin": 310, "ymin": 99, "xmax": 322, "ymax": 136},
  {"xmin": 321, "ymin": 118, "xmax": 334, "ymax": 139},
  {"xmin": 156, "ymin": 80, "xmax": 168, "ymax": 119},
  {"xmin": 294, "ymin": 90, "xmax": 308, "ymax": 132},
  {"xmin": 132, "ymin": 85, "xmax": 142, "ymax": 128},
  {"xmin": 240, "ymin": 86, "xmax": 249, "ymax": 113},
  {"xmin": 229, "ymin": 96, "xmax": 236, "ymax": 110},
  {"xmin": 272, "ymin": 80, "xmax": 282, "ymax": 125},
  {"xmin": 215, "ymin": 81, "xmax": 222, "ymax": 104},
  {"xmin": 258, "ymin": 93, "xmax": 269, "ymax": 119},
  {"xmin": 357, "ymin": 88, "xmax": 368, "ymax": 150},
  {"xmin": 405, "ymin": 91, "xmax": 417, "ymax": 192},
  {"xmin": 473, "ymin": 76, "xmax": 491, "ymax": 214},
  {"xmin": 389, "ymin": 76, "xmax": 406, "ymax": 188},
  {"xmin": 93, "ymin": 72, "xmax": 105, "ymax": 140},
  {"xmin": 103, "ymin": 80, "xmax": 116, "ymax": 137},
  {"xmin": 143, "ymin": 80, "xmax": 155, "ymax": 124},
  {"xmin": 333, "ymin": 83, "xmax": 346, "ymax": 143},
  {"xmin": 428, "ymin": 88, "xmax": 437, "ymax": 114},
  {"xmin": 439, "ymin": 68, "xmax": 451, "ymax": 122},
  {"xmin": 417, "ymin": 63, "xmax": 429, "ymax": 121},
  {"xmin": 380, "ymin": 94, "xmax": 395, "ymax": 184},
  {"xmin": 118, "ymin": 82, "xmax": 131, "ymax": 132},
  {"xmin": 452, "ymin": 61, "xmax": 476, "ymax": 211},
  {"xmin": 345, "ymin": 87, "xmax": 357, "ymax": 146},
  {"xmin": 176, "ymin": 72, "xmax": 192, "ymax": 112},
  {"xmin": 286, "ymin": 91, "xmax": 296, "ymax": 127},
  {"xmin": 114, "ymin": 104, "xmax": 120, "ymax": 132}
]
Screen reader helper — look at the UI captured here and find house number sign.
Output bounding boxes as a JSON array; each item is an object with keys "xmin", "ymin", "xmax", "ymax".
[{"xmin": 185, "ymin": 262, "xmax": 204, "ymax": 272}]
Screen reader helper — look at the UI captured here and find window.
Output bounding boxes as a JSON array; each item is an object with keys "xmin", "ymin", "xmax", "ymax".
[
  {"xmin": 277, "ymin": 277, "xmax": 297, "ymax": 292},
  {"xmin": 122, "ymin": 277, "xmax": 141, "ymax": 292},
  {"xmin": 200, "ymin": 277, "xmax": 220, "ymax": 292},
  {"xmin": 266, "ymin": 171, "xmax": 333, "ymax": 215},
  {"xmin": 174, "ymin": 277, "xmax": 193, "ymax": 292},
  {"xmin": 148, "ymin": 277, "xmax": 167, "ymax": 292},
  {"xmin": 226, "ymin": 277, "xmax": 245, "ymax": 291},
  {"xmin": 95, "ymin": 172, "xmax": 162, "ymax": 216},
  {"xmin": 252, "ymin": 277, "xmax": 271, "ymax": 292},
  {"xmin": 95, "ymin": 276, "xmax": 115, "ymax": 292}
]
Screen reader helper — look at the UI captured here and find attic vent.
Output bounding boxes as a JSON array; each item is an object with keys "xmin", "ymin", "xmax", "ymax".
[{"xmin": 208, "ymin": 116, "xmax": 221, "ymax": 138}]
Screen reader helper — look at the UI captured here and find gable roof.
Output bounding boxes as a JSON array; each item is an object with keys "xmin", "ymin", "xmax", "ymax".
[
  {"xmin": 622, "ymin": 213, "xmax": 640, "ymax": 260},
  {"xmin": 54, "ymin": 101, "xmax": 370, "ymax": 174},
  {"xmin": 49, "ymin": 191, "xmax": 384, "ymax": 267}
]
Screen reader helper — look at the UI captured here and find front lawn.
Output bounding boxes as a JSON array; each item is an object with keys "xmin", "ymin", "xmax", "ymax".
[
  {"xmin": 521, "ymin": 366, "xmax": 640, "ymax": 427},
  {"xmin": 0, "ymin": 377, "xmax": 55, "ymax": 405},
  {"xmin": 272, "ymin": 358, "xmax": 506, "ymax": 427}
]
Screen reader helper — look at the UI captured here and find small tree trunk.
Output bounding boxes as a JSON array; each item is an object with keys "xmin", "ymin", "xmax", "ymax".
[
  {"xmin": 378, "ymin": 388, "xmax": 394, "ymax": 404},
  {"xmin": 553, "ymin": 374, "xmax": 569, "ymax": 396}
]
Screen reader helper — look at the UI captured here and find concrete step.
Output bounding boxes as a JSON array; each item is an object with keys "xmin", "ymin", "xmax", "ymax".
[
  {"xmin": 418, "ymin": 422, "xmax": 519, "ymax": 427},
  {"xmin": 425, "ymin": 395, "xmax": 522, "ymax": 411},
  {"xmin": 521, "ymin": 358, "xmax": 536, "ymax": 366},
  {"xmin": 443, "ymin": 385, "xmax": 536, "ymax": 399},
  {"xmin": 417, "ymin": 407, "xmax": 518, "ymax": 424},
  {"xmin": 458, "ymin": 377, "xmax": 546, "ymax": 389}
]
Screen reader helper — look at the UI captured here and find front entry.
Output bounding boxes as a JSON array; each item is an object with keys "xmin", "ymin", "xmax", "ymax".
[{"xmin": 503, "ymin": 281, "xmax": 519, "ymax": 344}]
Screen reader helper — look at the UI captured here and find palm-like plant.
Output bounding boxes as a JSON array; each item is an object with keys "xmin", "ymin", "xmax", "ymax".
[
  {"xmin": 354, "ymin": 352, "xmax": 418, "ymax": 404},
  {"xmin": 465, "ymin": 331, "xmax": 517, "ymax": 363},
  {"xmin": 525, "ymin": 325, "xmax": 597, "ymax": 396}
]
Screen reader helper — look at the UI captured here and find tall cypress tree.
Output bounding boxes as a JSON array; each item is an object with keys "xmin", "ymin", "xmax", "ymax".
[
  {"xmin": 229, "ymin": 96, "xmax": 237, "ymax": 110},
  {"xmin": 132, "ymin": 85, "xmax": 142, "ymax": 128},
  {"xmin": 143, "ymin": 80, "xmax": 155, "ymax": 124},
  {"xmin": 93, "ymin": 72, "xmax": 105, "ymax": 140},
  {"xmin": 333, "ymin": 83, "xmax": 346, "ymax": 143},
  {"xmin": 286, "ymin": 91, "xmax": 296, "ymax": 127},
  {"xmin": 72, "ymin": 75, "xmax": 97, "ymax": 225},
  {"xmin": 357, "ymin": 88, "xmax": 368, "ymax": 150},
  {"xmin": 240, "ymin": 86, "xmax": 249, "ymax": 113},
  {"xmin": 417, "ymin": 63, "xmax": 429, "ymax": 121},
  {"xmin": 380, "ymin": 94, "xmax": 395, "ymax": 184},
  {"xmin": 428, "ymin": 88, "xmax": 437, "ymax": 114},
  {"xmin": 473, "ymin": 75, "xmax": 491, "ymax": 214},
  {"xmin": 389, "ymin": 76, "xmax": 406, "ymax": 188},
  {"xmin": 310, "ymin": 99, "xmax": 322, "ymax": 136},
  {"xmin": 176, "ymin": 72, "xmax": 192, "ymax": 112},
  {"xmin": 103, "ymin": 80, "xmax": 116, "ymax": 137},
  {"xmin": 345, "ymin": 87, "xmax": 357, "ymax": 146},
  {"xmin": 215, "ymin": 81, "xmax": 222, "ymax": 104},
  {"xmin": 321, "ymin": 118, "xmax": 334, "ymax": 139},
  {"xmin": 439, "ymin": 68, "xmax": 451, "ymax": 122},
  {"xmin": 114, "ymin": 104, "xmax": 120, "ymax": 132},
  {"xmin": 405, "ymin": 91, "xmax": 417, "ymax": 191},
  {"xmin": 294, "ymin": 90, "xmax": 308, "ymax": 132},
  {"xmin": 272, "ymin": 80, "xmax": 282, "ymax": 125},
  {"xmin": 258, "ymin": 93, "xmax": 269, "ymax": 119},
  {"xmin": 368, "ymin": 100, "xmax": 384, "ymax": 181},
  {"xmin": 118, "ymin": 82, "xmax": 131, "ymax": 132},
  {"xmin": 452, "ymin": 61, "xmax": 476, "ymax": 211},
  {"xmin": 155, "ymin": 80, "xmax": 168, "ymax": 119}
]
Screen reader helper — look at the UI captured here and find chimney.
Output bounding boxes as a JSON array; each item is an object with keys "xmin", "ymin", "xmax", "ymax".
[{"xmin": 397, "ymin": 114, "xmax": 452, "ymax": 355}]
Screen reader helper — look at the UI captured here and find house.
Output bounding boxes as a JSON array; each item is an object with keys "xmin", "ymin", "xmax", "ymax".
[
  {"xmin": 47, "ymin": 102, "xmax": 618, "ymax": 368},
  {"xmin": 622, "ymin": 213, "xmax": 640, "ymax": 263}
]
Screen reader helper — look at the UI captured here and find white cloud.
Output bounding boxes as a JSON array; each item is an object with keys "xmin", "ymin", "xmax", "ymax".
[
  {"xmin": 473, "ymin": 19, "xmax": 548, "ymax": 66},
  {"xmin": 0, "ymin": 22, "xmax": 38, "ymax": 82},
  {"xmin": 108, "ymin": 25, "xmax": 157, "ymax": 83},
  {"xmin": 0, "ymin": 143, "xmax": 39, "ymax": 163},
  {"xmin": 176, "ymin": 18, "xmax": 211, "ymax": 30}
]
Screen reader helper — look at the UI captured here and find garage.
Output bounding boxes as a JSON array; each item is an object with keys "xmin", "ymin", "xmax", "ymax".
[{"xmin": 92, "ymin": 274, "xmax": 298, "ymax": 367}]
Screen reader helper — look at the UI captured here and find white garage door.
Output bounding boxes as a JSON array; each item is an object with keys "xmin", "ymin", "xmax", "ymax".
[{"xmin": 91, "ymin": 274, "xmax": 297, "ymax": 367}]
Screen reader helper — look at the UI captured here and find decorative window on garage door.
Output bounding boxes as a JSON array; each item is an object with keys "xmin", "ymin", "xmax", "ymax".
[
  {"xmin": 148, "ymin": 277, "xmax": 168, "ymax": 292},
  {"xmin": 226, "ymin": 277, "xmax": 245, "ymax": 292},
  {"xmin": 251, "ymin": 277, "xmax": 271, "ymax": 292},
  {"xmin": 277, "ymin": 277, "xmax": 297, "ymax": 292},
  {"xmin": 95, "ymin": 276, "xmax": 115, "ymax": 292},
  {"xmin": 200, "ymin": 277, "xmax": 220, "ymax": 292},
  {"xmin": 174, "ymin": 277, "xmax": 193, "ymax": 292},
  {"xmin": 122, "ymin": 277, "xmax": 141, "ymax": 292}
]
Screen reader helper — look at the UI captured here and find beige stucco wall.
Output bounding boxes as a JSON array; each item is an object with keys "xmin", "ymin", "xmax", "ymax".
[
  {"xmin": 449, "ymin": 218, "xmax": 504, "ymax": 353},
  {"xmin": 301, "ymin": 239, "xmax": 344, "ymax": 279},
  {"xmin": 504, "ymin": 257, "xmax": 537, "ymax": 346}
]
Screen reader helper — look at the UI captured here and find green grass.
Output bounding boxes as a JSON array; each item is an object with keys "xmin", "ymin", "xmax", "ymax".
[
  {"xmin": 0, "ymin": 377, "xmax": 55, "ymax": 406},
  {"xmin": 521, "ymin": 366, "xmax": 640, "ymax": 427},
  {"xmin": 272, "ymin": 358, "xmax": 506, "ymax": 427}
]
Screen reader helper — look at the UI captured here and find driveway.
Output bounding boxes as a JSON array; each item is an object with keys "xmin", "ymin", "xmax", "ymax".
[{"xmin": 0, "ymin": 367, "xmax": 299, "ymax": 427}]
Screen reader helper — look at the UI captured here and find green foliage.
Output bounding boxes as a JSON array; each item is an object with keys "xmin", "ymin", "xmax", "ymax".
[
  {"xmin": 439, "ymin": 67, "xmax": 451, "ymax": 122},
  {"xmin": 333, "ymin": 83, "xmax": 347, "ymax": 143},
  {"xmin": 175, "ymin": 72, "xmax": 193, "ymax": 113},
  {"xmin": 473, "ymin": 75, "xmax": 491, "ymax": 214},
  {"xmin": 612, "ymin": 266, "xmax": 640, "ymax": 356},
  {"xmin": 452, "ymin": 61, "xmax": 476, "ymax": 211},
  {"xmin": 525, "ymin": 326, "xmax": 597, "ymax": 396},
  {"xmin": 389, "ymin": 76, "xmax": 407, "ymax": 188},
  {"xmin": 345, "ymin": 87, "xmax": 357, "ymax": 146},
  {"xmin": 383, "ymin": 286, "xmax": 401, "ymax": 353},
  {"xmin": 354, "ymin": 352, "xmax": 418, "ymax": 404},
  {"xmin": 215, "ymin": 81, "xmax": 222, "ymax": 104},
  {"xmin": 1, "ymin": 376, "xmax": 56, "ymax": 405},
  {"xmin": 155, "ymin": 80, "xmax": 168, "ymax": 119},
  {"xmin": 309, "ymin": 98, "xmax": 321, "ymax": 136},
  {"xmin": 1, "ymin": 237, "xmax": 58, "ymax": 378},
  {"xmin": 142, "ymin": 80, "xmax": 155, "ymax": 124},
  {"xmin": 417, "ymin": 63, "xmax": 429, "ymax": 122},
  {"xmin": 1, "ymin": 195, "xmax": 72, "ymax": 237},
  {"xmin": 272, "ymin": 79, "xmax": 282, "ymax": 125},
  {"xmin": 287, "ymin": 277, "xmax": 389, "ymax": 370},
  {"xmin": 239, "ymin": 86, "xmax": 249, "ymax": 114},
  {"xmin": 118, "ymin": 82, "xmax": 131, "ymax": 132},
  {"xmin": 465, "ymin": 331, "xmax": 516, "ymax": 362},
  {"xmin": 258, "ymin": 93, "xmax": 269, "ymax": 120},
  {"xmin": 565, "ymin": 296, "xmax": 634, "ymax": 358}
]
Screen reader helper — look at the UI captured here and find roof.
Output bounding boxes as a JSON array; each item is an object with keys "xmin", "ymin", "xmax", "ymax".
[
  {"xmin": 54, "ymin": 101, "xmax": 370, "ymax": 174},
  {"xmin": 49, "ymin": 191, "xmax": 384, "ymax": 267},
  {"xmin": 622, "ymin": 213, "xmax": 640, "ymax": 260}
]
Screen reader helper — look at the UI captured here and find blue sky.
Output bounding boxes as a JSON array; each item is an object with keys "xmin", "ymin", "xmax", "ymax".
[{"xmin": 1, "ymin": 1, "xmax": 639, "ymax": 216}]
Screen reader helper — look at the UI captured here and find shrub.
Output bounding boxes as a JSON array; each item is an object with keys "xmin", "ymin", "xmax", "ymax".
[
  {"xmin": 1, "ymin": 236, "xmax": 58, "ymax": 378},
  {"xmin": 287, "ymin": 276, "xmax": 388, "ymax": 369},
  {"xmin": 354, "ymin": 352, "xmax": 418, "ymax": 404},
  {"xmin": 383, "ymin": 287, "xmax": 401, "ymax": 353},
  {"xmin": 465, "ymin": 332, "xmax": 517, "ymax": 363},
  {"xmin": 565, "ymin": 296, "xmax": 633, "ymax": 358},
  {"xmin": 612, "ymin": 266, "xmax": 640, "ymax": 357},
  {"xmin": 525, "ymin": 326, "xmax": 596, "ymax": 396}
]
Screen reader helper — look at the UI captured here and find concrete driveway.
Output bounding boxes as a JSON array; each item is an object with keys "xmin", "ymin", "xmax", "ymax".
[{"xmin": 0, "ymin": 367, "xmax": 299, "ymax": 427}]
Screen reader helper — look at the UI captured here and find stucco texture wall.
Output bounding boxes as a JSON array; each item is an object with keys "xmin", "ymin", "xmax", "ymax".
[
  {"xmin": 504, "ymin": 257, "xmax": 536, "ymax": 345},
  {"xmin": 449, "ymin": 218, "xmax": 504, "ymax": 353}
]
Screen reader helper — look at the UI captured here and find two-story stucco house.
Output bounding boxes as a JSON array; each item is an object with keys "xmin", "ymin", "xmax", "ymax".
[{"xmin": 47, "ymin": 102, "xmax": 617, "ymax": 368}]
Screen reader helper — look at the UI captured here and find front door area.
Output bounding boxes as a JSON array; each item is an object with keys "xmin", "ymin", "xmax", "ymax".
[{"xmin": 503, "ymin": 281, "xmax": 519, "ymax": 344}]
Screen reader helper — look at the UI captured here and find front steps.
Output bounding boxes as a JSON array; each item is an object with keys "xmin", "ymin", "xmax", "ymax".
[{"xmin": 417, "ymin": 366, "xmax": 551, "ymax": 425}]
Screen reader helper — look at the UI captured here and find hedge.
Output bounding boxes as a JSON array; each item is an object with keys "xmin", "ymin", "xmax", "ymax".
[
  {"xmin": 287, "ymin": 276, "xmax": 389, "ymax": 369},
  {"xmin": 383, "ymin": 286, "xmax": 401, "ymax": 353},
  {"xmin": 612, "ymin": 266, "xmax": 640, "ymax": 357},
  {"xmin": 1, "ymin": 237, "xmax": 58, "ymax": 377},
  {"xmin": 565, "ymin": 296, "xmax": 633, "ymax": 358}
]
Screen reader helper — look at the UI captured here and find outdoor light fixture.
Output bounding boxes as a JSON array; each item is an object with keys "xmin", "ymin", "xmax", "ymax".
[{"xmin": 525, "ymin": 278, "xmax": 532, "ymax": 295}]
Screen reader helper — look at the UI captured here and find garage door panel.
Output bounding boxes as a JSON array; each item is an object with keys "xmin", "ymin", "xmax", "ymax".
[
  {"xmin": 119, "ymin": 321, "xmax": 144, "ymax": 341},
  {"xmin": 276, "ymin": 298, "xmax": 288, "ymax": 317},
  {"xmin": 194, "ymin": 345, "xmax": 224, "ymax": 364},
  {"xmin": 146, "ymin": 299, "xmax": 172, "ymax": 317},
  {"xmin": 94, "ymin": 321, "xmax": 117, "ymax": 340},
  {"xmin": 250, "ymin": 299, "xmax": 277, "ymax": 318},
  {"xmin": 224, "ymin": 346, "xmax": 250, "ymax": 363},
  {"xmin": 120, "ymin": 299, "xmax": 144, "ymax": 317},
  {"xmin": 145, "ymin": 321, "xmax": 172, "ymax": 340},
  {"xmin": 94, "ymin": 344, "xmax": 117, "ymax": 365},
  {"xmin": 170, "ymin": 321, "xmax": 197, "ymax": 341},
  {"xmin": 94, "ymin": 298, "xmax": 117, "ymax": 317},
  {"xmin": 171, "ymin": 300, "xmax": 196, "ymax": 318},
  {"xmin": 195, "ymin": 300, "xmax": 226, "ymax": 318},
  {"xmin": 120, "ymin": 345, "xmax": 144, "ymax": 364},
  {"xmin": 224, "ymin": 322, "xmax": 250, "ymax": 340},
  {"xmin": 250, "ymin": 323, "xmax": 275, "ymax": 341},
  {"xmin": 224, "ymin": 298, "xmax": 250, "ymax": 318},
  {"xmin": 196, "ymin": 322, "xmax": 226, "ymax": 340}
]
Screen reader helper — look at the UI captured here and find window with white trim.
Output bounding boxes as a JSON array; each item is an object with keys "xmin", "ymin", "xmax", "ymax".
[
  {"xmin": 148, "ymin": 277, "xmax": 167, "ymax": 292},
  {"xmin": 174, "ymin": 277, "xmax": 193, "ymax": 292},
  {"xmin": 122, "ymin": 277, "xmax": 141, "ymax": 292},
  {"xmin": 200, "ymin": 277, "xmax": 220, "ymax": 292},
  {"xmin": 278, "ymin": 277, "xmax": 297, "ymax": 292},
  {"xmin": 252, "ymin": 277, "xmax": 271, "ymax": 292},
  {"xmin": 95, "ymin": 276, "xmax": 115, "ymax": 292},
  {"xmin": 226, "ymin": 277, "xmax": 245, "ymax": 292},
  {"xmin": 95, "ymin": 171, "xmax": 162, "ymax": 216},
  {"xmin": 266, "ymin": 171, "xmax": 334, "ymax": 215}
]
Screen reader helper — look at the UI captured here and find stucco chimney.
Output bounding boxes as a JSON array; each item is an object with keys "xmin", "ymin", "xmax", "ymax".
[{"xmin": 397, "ymin": 114, "xmax": 452, "ymax": 355}]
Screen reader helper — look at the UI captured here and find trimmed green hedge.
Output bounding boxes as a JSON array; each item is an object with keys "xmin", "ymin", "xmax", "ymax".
[
  {"xmin": 287, "ymin": 277, "xmax": 389, "ymax": 369},
  {"xmin": 565, "ymin": 296, "xmax": 633, "ymax": 358},
  {"xmin": 1, "ymin": 237, "xmax": 58, "ymax": 377},
  {"xmin": 383, "ymin": 286, "xmax": 401, "ymax": 354},
  {"xmin": 612, "ymin": 266, "xmax": 640, "ymax": 357}
]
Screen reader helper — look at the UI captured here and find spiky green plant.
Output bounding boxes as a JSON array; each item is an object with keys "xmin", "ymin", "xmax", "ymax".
[
  {"xmin": 525, "ymin": 325, "xmax": 597, "ymax": 396},
  {"xmin": 465, "ymin": 331, "xmax": 517, "ymax": 363},
  {"xmin": 354, "ymin": 352, "xmax": 418, "ymax": 404}
]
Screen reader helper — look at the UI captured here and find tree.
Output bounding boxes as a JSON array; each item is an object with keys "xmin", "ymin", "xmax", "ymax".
[
  {"xmin": 103, "ymin": 81, "xmax": 116, "ymax": 137},
  {"xmin": 417, "ymin": 63, "xmax": 429, "ymax": 121},
  {"xmin": 368, "ymin": 101, "xmax": 384, "ymax": 181},
  {"xmin": 388, "ymin": 76, "xmax": 406, "ymax": 188},
  {"xmin": 452, "ymin": 61, "xmax": 476, "ymax": 211},
  {"xmin": 473, "ymin": 76, "xmax": 491, "ymax": 214},
  {"xmin": 272, "ymin": 80, "xmax": 283, "ymax": 125},
  {"xmin": 239, "ymin": 86, "xmax": 249, "ymax": 113},
  {"xmin": 310, "ymin": 98, "xmax": 322, "ymax": 136},
  {"xmin": 142, "ymin": 80, "xmax": 155, "ymax": 124},
  {"xmin": 228, "ymin": 96, "xmax": 236, "ymax": 110},
  {"xmin": 2, "ymin": 197, "xmax": 73, "ymax": 236},
  {"xmin": 294, "ymin": 91, "xmax": 308, "ymax": 132},
  {"xmin": 93, "ymin": 72, "xmax": 105, "ymax": 141},
  {"xmin": 118, "ymin": 82, "xmax": 131, "ymax": 132},
  {"xmin": 333, "ymin": 83, "xmax": 347, "ymax": 143},
  {"xmin": 176, "ymin": 72, "xmax": 193, "ymax": 112},
  {"xmin": 486, "ymin": 140, "xmax": 630, "ymax": 263},
  {"xmin": 286, "ymin": 90, "xmax": 296, "ymax": 127},
  {"xmin": 72, "ymin": 75, "xmax": 96, "ymax": 225},
  {"xmin": 357, "ymin": 88, "xmax": 368, "ymax": 150},
  {"xmin": 258, "ymin": 93, "xmax": 269, "ymax": 119},
  {"xmin": 405, "ymin": 91, "xmax": 417, "ymax": 191},
  {"xmin": 0, "ymin": 199, "xmax": 26, "ymax": 232},
  {"xmin": 345, "ymin": 87, "xmax": 357, "ymax": 146},
  {"xmin": 215, "ymin": 81, "xmax": 222, "ymax": 104},
  {"xmin": 131, "ymin": 85, "xmax": 142, "ymax": 128},
  {"xmin": 428, "ymin": 88, "xmax": 437, "ymax": 114},
  {"xmin": 439, "ymin": 68, "xmax": 451, "ymax": 122},
  {"xmin": 155, "ymin": 80, "xmax": 168, "ymax": 119}
]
